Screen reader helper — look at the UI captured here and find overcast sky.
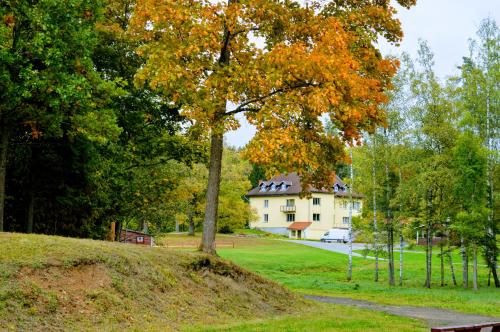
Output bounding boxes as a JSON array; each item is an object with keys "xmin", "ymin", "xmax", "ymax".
[{"xmin": 225, "ymin": 0, "xmax": 500, "ymax": 148}]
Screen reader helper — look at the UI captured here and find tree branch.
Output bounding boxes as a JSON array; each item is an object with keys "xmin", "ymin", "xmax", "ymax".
[{"xmin": 224, "ymin": 81, "xmax": 321, "ymax": 116}]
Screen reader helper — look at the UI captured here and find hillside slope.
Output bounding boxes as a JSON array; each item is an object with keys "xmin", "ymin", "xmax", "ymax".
[{"xmin": 0, "ymin": 233, "xmax": 302, "ymax": 331}]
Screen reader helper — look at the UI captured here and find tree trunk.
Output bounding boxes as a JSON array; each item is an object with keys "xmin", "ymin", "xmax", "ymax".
[
  {"xmin": 200, "ymin": 130, "xmax": 224, "ymax": 254},
  {"xmin": 473, "ymin": 243, "xmax": 478, "ymax": 290},
  {"xmin": 398, "ymin": 168, "xmax": 403, "ymax": 286},
  {"xmin": 399, "ymin": 230, "xmax": 403, "ymax": 286},
  {"xmin": 461, "ymin": 236, "xmax": 468, "ymax": 288},
  {"xmin": 0, "ymin": 121, "xmax": 8, "ymax": 232},
  {"xmin": 26, "ymin": 190, "xmax": 34, "ymax": 233},
  {"xmin": 440, "ymin": 242, "xmax": 444, "ymax": 286},
  {"xmin": 425, "ymin": 222, "xmax": 432, "ymax": 288},
  {"xmin": 448, "ymin": 249, "xmax": 457, "ymax": 286},
  {"xmin": 347, "ymin": 146, "xmax": 353, "ymax": 281},
  {"xmin": 388, "ymin": 225, "xmax": 395, "ymax": 286},
  {"xmin": 188, "ymin": 216, "xmax": 195, "ymax": 236},
  {"xmin": 491, "ymin": 264, "xmax": 500, "ymax": 288},
  {"xmin": 372, "ymin": 135, "xmax": 379, "ymax": 282}
]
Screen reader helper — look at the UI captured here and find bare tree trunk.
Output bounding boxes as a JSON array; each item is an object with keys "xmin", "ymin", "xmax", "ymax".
[
  {"xmin": 448, "ymin": 249, "xmax": 457, "ymax": 286},
  {"xmin": 372, "ymin": 135, "xmax": 379, "ymax": 282},
  {"xmin": 201, "ymin": 130, "xmax": 224, "ymax": 254},
  {"xmin": 398, "ymin": 168, "xmax": 403, "ymax": 286},
  {"xmin": 0, "ymin": 121, "xmax": 8, "ymax": 232},
  {"xmin": 425, "ymin": 222, "xmax": 432, "ymax": 288},
  {"xmin": 473, "ymin": 243, "xmax": 478, "ymax": 290},
  {"xmin": 388, "ymin": 225, "xmax": 395, "ymax": 286},
  {"xmin": 461, "ymin": 236, "xmax": 468, "ymax": 288},
  {"xmin": 347, "ymin": 146, "xmax": 353, "ymax": 281},
  {"xmin": 26, "ymin": 190, "xmax": 34, "ymax": 233},
  {"xmin": 440, "ymin": 242, "xmax": 444, "ymax": 286},
  {"xmin": 399, "ymin": 230, "xmax": 403, "ymax": 286},
  {"xmin": 188, "ymin": 216, "xmax": 195, "ymax": 236},
  {"xmin": 384, "ymin": 130, "xmax": 394, "ymax": 286}
]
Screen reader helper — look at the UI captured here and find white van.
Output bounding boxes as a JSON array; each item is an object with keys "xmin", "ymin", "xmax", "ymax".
[{"xmin": 320, "ymin": 228, "xmax": 351, "ymax": 243}]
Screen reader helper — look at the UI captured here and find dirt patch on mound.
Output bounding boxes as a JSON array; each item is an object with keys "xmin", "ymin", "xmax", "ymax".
[{"xmin": 18, "ymin": 263, "xmax": 112, "ymax": 315}]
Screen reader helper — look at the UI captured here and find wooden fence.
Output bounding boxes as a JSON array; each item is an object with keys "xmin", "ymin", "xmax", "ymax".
[{"xmin": 163, "ymin": 241, "xmax": 235, "ymax": 249}]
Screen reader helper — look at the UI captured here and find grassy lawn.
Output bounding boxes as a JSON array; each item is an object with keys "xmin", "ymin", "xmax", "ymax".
[
  {"xmin": 187, "ymin": 303, "xmax": 426, "ymax": 332},
  {"xmin": 214, "ymin": 237, "xmax": 500, "ymax": 317},
  {"xmin": 1, "ymin": 232, "xmax": 428, "ymax": 331}
]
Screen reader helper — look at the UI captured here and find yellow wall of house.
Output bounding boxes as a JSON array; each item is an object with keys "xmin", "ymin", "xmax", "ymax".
[{"xmin": 249, "ymin": 194, "xmax": 362, "ymax": 240}]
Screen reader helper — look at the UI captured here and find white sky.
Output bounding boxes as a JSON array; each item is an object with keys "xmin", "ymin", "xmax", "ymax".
[{"xmin": 225, "ymin": 0, "xmax": 500, "ymax": 148}]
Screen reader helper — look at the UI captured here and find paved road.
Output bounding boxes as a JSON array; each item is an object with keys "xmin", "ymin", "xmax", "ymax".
[
  {"xmin": 289, "ymin": 240, "xmax": 383, "ymax": 260},
  {"xmin": 305, "ymin": 295, "xmax": 500, "ymax": 329}
]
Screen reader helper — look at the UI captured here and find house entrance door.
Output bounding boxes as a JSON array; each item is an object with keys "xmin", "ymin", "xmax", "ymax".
[{"xmin": 297, "ymin": 230, "xmax": 302, "ymax": 239}]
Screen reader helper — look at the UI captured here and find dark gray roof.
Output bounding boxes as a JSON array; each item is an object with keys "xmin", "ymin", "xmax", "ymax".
[{"xmin": 246, "ymin": 172, "xmax": 363, "ymax": 198}]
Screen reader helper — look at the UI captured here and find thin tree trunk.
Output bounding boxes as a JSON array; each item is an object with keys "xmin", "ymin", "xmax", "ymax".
[
  {"xmin": 26, "ymin": 190, "xmax": 34, "ymax": 233},
  {"xmin": 372, "ymin": 135, "xmax": 379, "ymax": 282},
  {"xmin": 201, "ymin": 130, "xmax": 224, "ymax": 254},
  {"xmin": 347, "ymin": 146, "xmax": 353, "ymax": 281},
  {"xmin": 440, "ymin": 242, "xmax": 444, "ymax": 286},
  {"xmin": 399, "ymin": 230, "xmax": 403, "ymax": 286},
  {"xmin": 388, "ymin": 225, "xmax": 395, "ymax": 286},
  {"xmin": 0, "ymin": 121, "xmax": 8, "ymax": 232},
  {"xmin": 461, "ymin": 236, "xmax": 468, "ymax": 288},
  {"xmin": 425, "ymin": 221, "xmax": 432, "ymax": 288},
  {"xmin": 473, "ymin": 243, "xmax": 478, "ymax": 290},
  {"xmin": 448, "ymin": 249, "xmax": 457, "ymax": 286},
  {"xmin": 384, "ymin": 129, "xmax": 394, "ymax": 286},
  {"xmin": 398, "ymin": 168, "xmax": 403, "ymax": 286}
]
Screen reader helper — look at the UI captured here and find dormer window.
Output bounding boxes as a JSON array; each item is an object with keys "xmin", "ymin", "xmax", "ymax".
[
  {"xmin": 280, "ymin": 184, "xmax": 288, "ymax": 191},
  {"xmin": 259, "ymin": 183, "xmax": 267, "ymax": 192},
  {"xmin": 270, "ymin": 183, "xmax": 277, "ymax": 191}
]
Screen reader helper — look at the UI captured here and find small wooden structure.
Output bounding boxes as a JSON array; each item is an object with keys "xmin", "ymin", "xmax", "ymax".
[
  {"xmin": 120, "ymin": 229, "xmax": 153, "ymax": 246},
  {"xmin": 431, "ymin": 322, "xmax": 500, "ymax": 332}
]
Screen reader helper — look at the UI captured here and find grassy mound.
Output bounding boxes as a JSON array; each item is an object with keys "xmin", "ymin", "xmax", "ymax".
[{"xmin": 0, "ymin": 233, "xmax": 303, "ymax": 331}]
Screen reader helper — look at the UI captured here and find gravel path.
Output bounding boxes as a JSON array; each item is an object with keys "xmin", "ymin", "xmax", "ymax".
[{"xmin": 305, "ymin": 295, "xmax": 500, "ymax": 329}]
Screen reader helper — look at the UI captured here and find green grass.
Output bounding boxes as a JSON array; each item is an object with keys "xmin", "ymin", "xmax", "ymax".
[
  {"xmin": 0, "ymin": 232, "xmax": 430, "ymax": 331},
  {"xmin": 0, "ymin": 232, "xmax": 304, "ymax": 331},
  {"xmin": 187, "ymin": 303, "xmax": 426, "ymax": 332},
  {"xmin": 218, "ymin": 239, "xmax": 500, "ymax": 317}
]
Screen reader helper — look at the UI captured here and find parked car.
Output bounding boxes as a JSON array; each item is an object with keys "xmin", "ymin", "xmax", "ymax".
[{"xmin": 320, "ymin": 228, "xmax": 351, "ymax": 243}]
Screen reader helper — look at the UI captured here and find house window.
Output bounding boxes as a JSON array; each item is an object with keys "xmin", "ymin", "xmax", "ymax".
[
  {"xmin": 353, "ymin": 201, "xmax": 361, "ymax": 211},
  {"xmin": 286, "ymin": 214, "xmax": 295, "ymax": 222},
  {"xmin": 264, "ymin": 214, "xmax": 269, "ymax": 223},
  {"xmin": 286, "ymin": 199, "xmax": 295, "ymax": 207},
  {"xmin": 342, "ymin": 201, "xmax": 348, "ymax": 209},
  {"xmin": 313, "ymin": 213, "xmax": 320, "ymax": 222},
  {"xmin": 313, "ymin": 198, "xmax": 321, "ymax": 205},
  {"xmin": 264, "ymin": 199, "xmax": 269, "ymax": 208},
  {"xmin": 137, "ymin": 236, "xmax": 144, "ymax": 243},
  {"xmin": 342, "ymin": 217, "xmax": 350, "ymax": 225}
]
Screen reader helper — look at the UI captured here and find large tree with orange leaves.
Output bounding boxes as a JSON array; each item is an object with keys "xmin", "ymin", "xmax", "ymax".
[{"xmin": 130, "ymin": 0, "xmax": 416, "ymax": 254}]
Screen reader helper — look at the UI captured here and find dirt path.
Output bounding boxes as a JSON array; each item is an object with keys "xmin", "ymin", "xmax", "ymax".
[{"xmin": 305, "ymin": 295, "xmax": 500, "ymax": 329}]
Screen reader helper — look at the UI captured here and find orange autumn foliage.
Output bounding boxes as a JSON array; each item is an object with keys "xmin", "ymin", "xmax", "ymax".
[{"xmin": 130, "ymin": 0, "xmax": 414, "ymax": 191}]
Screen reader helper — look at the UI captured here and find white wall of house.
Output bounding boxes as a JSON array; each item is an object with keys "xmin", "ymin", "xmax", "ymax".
[{"xmin": 249, "ymin": 194, "xmax": 362, "ymax": 240}]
